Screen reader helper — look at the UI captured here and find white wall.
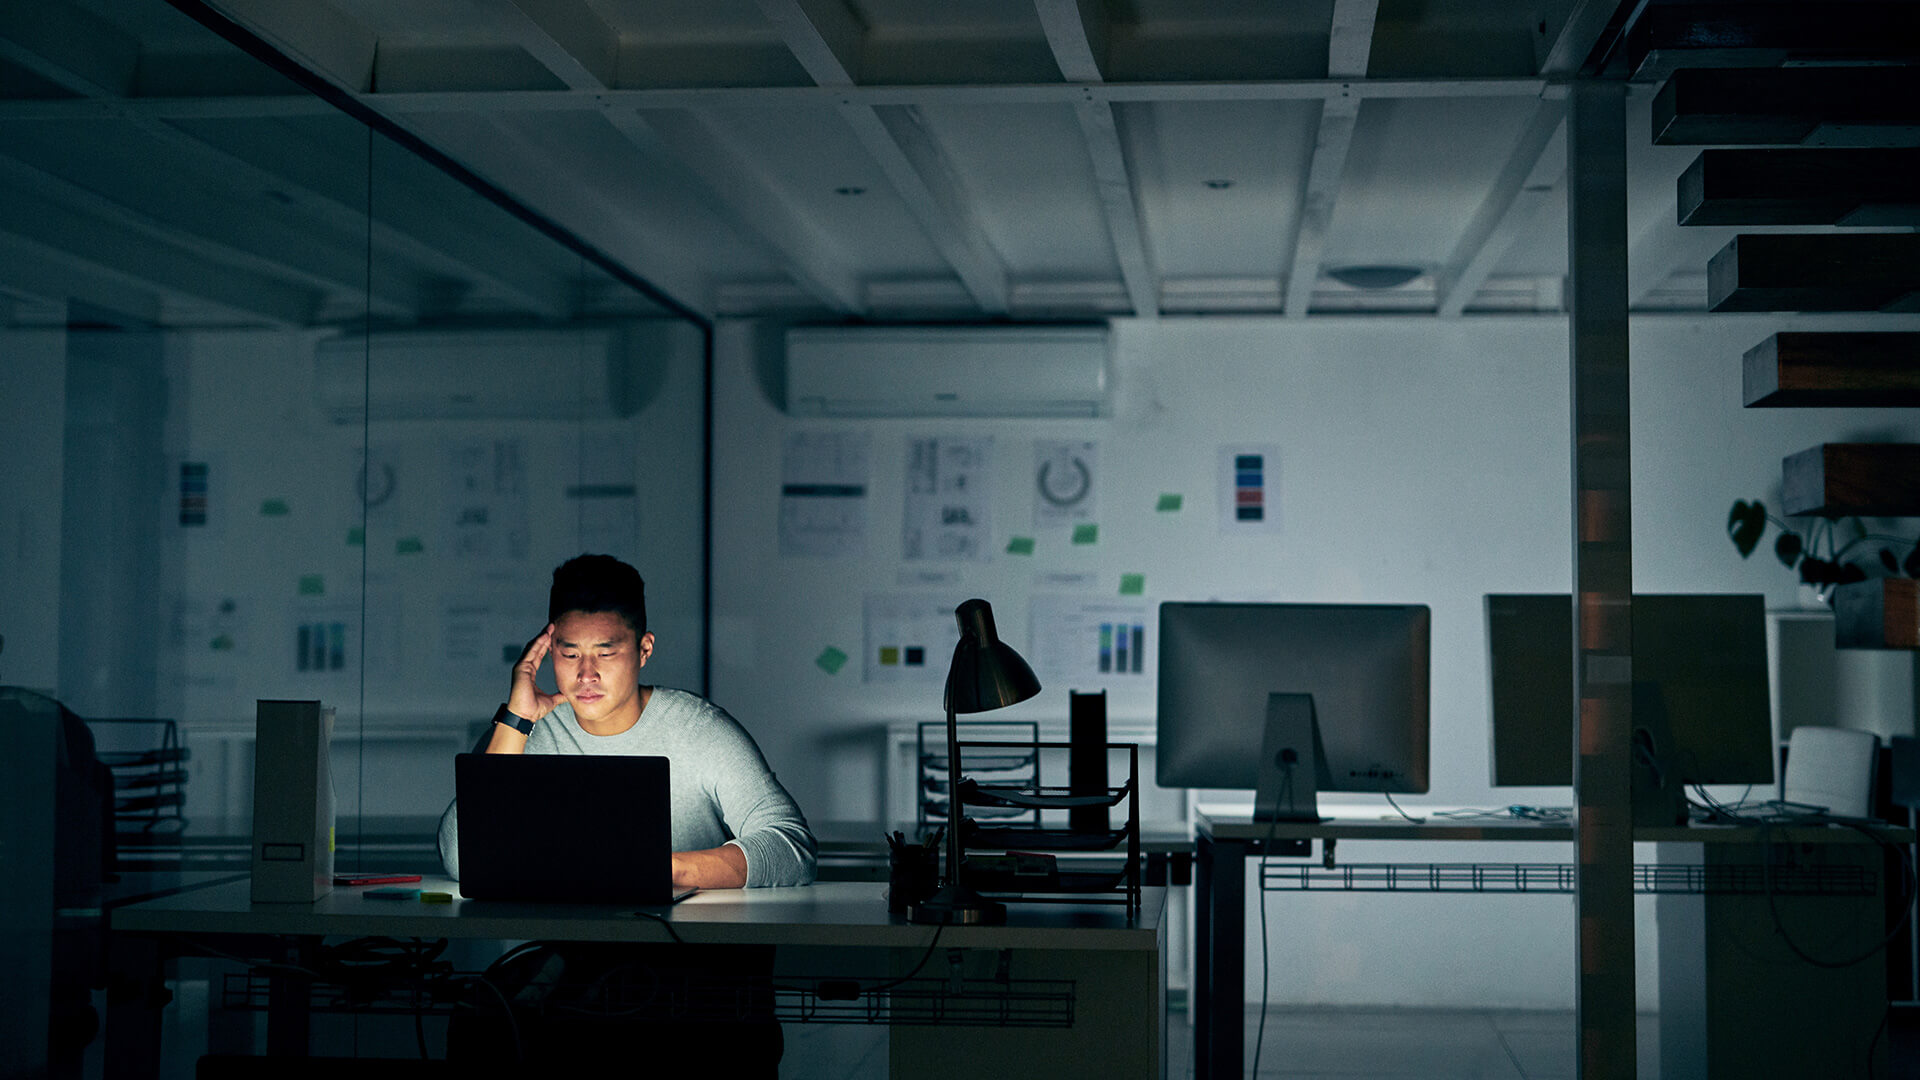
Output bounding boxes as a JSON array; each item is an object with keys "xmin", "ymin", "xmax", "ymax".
[
  {"xmin": 710, "ymin": 312, "xmax": 1920, "ymax": 1009},
  {"xmin": 8, "ymin": 321, "xmax": 707, "ymax": 821},
  {"xmin": 0, "ymin": 328, "xmax": 67, "ymax": 695}
]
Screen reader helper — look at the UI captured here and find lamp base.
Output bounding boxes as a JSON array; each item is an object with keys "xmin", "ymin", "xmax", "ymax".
[{"xmin": 907, "ymin": 883, "xmax": 1006, "ymax": 925}]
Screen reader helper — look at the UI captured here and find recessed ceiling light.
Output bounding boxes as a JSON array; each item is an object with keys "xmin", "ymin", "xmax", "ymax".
[
  {"xmin": 1203, "ymin": 179, "xmax": 1234, "ymax": 190},
  {"xmin": 1327, "ymin": 265, "xmax": 1424, "ymax": 290},
  {"xmin": 835, "ymin": 186, "xmax": 866, "ymax": 196}
]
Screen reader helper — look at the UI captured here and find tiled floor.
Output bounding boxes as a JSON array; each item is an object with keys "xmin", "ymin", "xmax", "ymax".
[{"xmin": 778, "ymin": 1003, "xmax": 1664, "ymax": 1079}]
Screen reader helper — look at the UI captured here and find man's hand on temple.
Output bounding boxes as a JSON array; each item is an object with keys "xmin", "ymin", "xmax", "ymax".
[{"xmin": 508, "ymin": 623, "xmax": 564, "ymax": 722}]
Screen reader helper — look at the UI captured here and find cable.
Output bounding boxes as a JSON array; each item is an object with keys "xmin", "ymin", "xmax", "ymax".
[
  {"xmin": 1250, "ymin": 773, "xmax": 1288, "ymax": 1080},
  {"xmin": 628, "ymin": 908, "xmax": 686, "ymax": 945},
  {"xmin": 1382, "ymin": 791, "xmax": 1425, "ymax": 824}
]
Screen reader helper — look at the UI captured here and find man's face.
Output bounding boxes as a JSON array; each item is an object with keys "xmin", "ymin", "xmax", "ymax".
[{"xmin": 550, "ymin": 610, "xmax": 653, "ymax": 727}]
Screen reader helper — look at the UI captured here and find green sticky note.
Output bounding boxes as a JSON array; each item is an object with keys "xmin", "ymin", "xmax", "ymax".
[
  {"xmin": 1006, "ymin": 536, "xmax": 1036, "ymax": 556},
  {"xmin": 297, "ymin": 574, "xmax": 325, "ymax": 596},
  {"xmin": 1072, "ymin": 523, "xmax": 1099, "ymax": 545},
  {"xmin": 817, "ymin": 646, "xmax": 849, "ymax": 675},
  {"xmin": 1156, "ymin": 493, "xmax": 1183, "ymax": 512},
  {"xmin": 395, "ymin": 536, "xmax": 424, "ymax": 555},
  {"xmin": 260, "ymin": 498, "xmax": 290, "ymax": 517},
  {"xmin": 346, "ymin": 527, "xmax": 365, "ymax": 547},
  {"xmin": 1119, "ymin": 573, "xmax": 1145, "ymax": 596}
]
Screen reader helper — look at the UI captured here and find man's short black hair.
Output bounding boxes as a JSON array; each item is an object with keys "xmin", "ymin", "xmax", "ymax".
[{"xmin": 548, "ymin": 554, "xmax": 647, "ymax": 637}]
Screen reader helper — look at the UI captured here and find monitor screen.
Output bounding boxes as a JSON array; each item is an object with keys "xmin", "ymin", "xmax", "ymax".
[
  {"xmin": 1485, "ymin": 593, "xmax": 1774, "ymax": 787},
  {"xmin": 1156, "ymin": 602, "xmax": 1431, "ymax": 794}
]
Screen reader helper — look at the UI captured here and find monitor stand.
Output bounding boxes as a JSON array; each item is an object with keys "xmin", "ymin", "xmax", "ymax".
[{"xmin": 1254, "ymin": 692, "xmax": 1327, "ymax": 823}]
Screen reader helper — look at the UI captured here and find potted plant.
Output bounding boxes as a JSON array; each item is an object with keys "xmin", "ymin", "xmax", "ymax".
[{"xmin": 1726, "ymin": 498, "xmax": 1919, "ymax": 598}]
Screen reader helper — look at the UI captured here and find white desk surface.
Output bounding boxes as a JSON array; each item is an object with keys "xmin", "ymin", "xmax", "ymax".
[
  {"xmin": 111, "ymin": 878, "xmax": 1166, "ymax": 952},
  {"xmin": 1197, "ymin": 811, "xmax": 1913, "ymax": 845}
]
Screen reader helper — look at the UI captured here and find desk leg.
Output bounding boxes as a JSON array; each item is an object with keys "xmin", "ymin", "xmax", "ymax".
[
  {"xmin": 1195, "ymin": 834, "xmax": 1247, "ymax": 1080},
  {"xmin": 265, "ymin": 937, "xmax": 317, "ymax": 1057},
  {"xmin": 104, "ymin": 934, "xmax": 164, "ymax": 1080}
]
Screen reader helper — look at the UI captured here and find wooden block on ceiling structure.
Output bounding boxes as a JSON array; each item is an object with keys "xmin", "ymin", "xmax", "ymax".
[
  {"xmin": 1626, "ymin": 3, "xmax": 1920, "ymax": 81},
  {"xmin": 1781, "ymin": 443, "xmax": 1920, "ymax": 518},
  {"xmin": 1707, "ymin": 234, "xmax": 1920, "ymax": 313},
  {"xmin": 1651, "ymin": 67, "xmax": 1920, "ymax": 147},
  {"xmin": 1743, "ymin": 332, "xmax": 1920, "ymax": 408},
  {"xmin": 1833, "ymin": 578, "xmax": 1920, "ymax": 650},
  {"xmin": 1677, "ymin": 149, "xmax": 1920, "ymax": 227}
]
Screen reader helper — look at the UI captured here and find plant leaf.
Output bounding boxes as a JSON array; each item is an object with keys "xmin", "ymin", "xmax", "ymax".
[
  {"xmin": 1799, "ymin": 557, "xmax": 1835, "ymax": 585},
  {"xmin": 1906, "ymin": 540, "xmax": 1920, "ymax": 578},
  {"xmin": 1774, "ymin": 531, "xmax": 1803, "ymax": 568},
  {"xmin": 1727, "ymin": 499, "xmax": 1766, "ymax": 558},
  {"xmin": 1882, "ymin": 548, "xmax": 1901, "ymax": 574},
  {"xmin": 1837, "ymin": 561, "xmax": 1869, "ymax": 585}
]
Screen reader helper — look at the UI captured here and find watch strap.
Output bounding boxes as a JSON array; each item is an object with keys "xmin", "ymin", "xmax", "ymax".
[{"xmin": 491, "ymin": 703, "xmax": 535, "ymax": 735}]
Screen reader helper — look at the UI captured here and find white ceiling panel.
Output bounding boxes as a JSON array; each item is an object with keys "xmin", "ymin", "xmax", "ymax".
[{"xmin": 1132, "ymin": 99, "xmax": 1320, "ymax": 282}]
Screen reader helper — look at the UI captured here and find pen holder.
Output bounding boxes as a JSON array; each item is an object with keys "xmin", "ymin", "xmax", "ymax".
[{"xmin": 887, "ymin": 838, "xmax": 940, "ymax": 914}]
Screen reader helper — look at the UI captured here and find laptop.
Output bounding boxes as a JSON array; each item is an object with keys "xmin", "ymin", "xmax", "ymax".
[{"xmin": 455, "ymin": 753, "xmax": 697, "ymax": 905}]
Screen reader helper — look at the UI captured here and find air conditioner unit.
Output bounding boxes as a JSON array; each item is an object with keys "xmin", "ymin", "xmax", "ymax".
[
  {"xmin": 785, "ymin": 325, "xmax": 1110, "ymax": 418},
  {"xmin": 315, "ymin": 323, "xmax": 670, "ymax": 423}
]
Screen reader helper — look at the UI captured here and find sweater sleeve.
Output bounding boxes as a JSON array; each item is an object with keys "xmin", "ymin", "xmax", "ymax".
[
  {"xmin": 437, "ymin": 798, "xmax": 461, "ymax": 880},
  {"xmin": 701, "ymin": 714, "xmax": 817, "ymax": 887}
]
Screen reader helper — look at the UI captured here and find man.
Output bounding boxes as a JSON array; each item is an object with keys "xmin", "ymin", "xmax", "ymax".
[
  {"xmin": 438, "ymin": 553, "xmax": 815, "ymax": 887},
  {"xmin": 438, "ymin": 555, "xmax": 809, "ymax": 1072}
]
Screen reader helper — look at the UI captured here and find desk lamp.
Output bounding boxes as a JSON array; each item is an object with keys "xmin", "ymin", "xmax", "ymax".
[{"xmin": 910, "ymin": 598, "xmax": 1041, "ymax": 925}]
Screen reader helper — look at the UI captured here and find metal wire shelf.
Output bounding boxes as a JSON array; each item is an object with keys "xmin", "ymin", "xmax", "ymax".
[
  {"xmin": 1257, "ymin": 861, "xmax": 1877, "ymax": 895},
  {"xmin": 221, "ymin": 971, "xmax": 1074, "ymax": 1028}
]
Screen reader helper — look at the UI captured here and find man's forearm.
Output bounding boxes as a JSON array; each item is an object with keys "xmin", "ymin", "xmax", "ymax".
[
  {"xmin": 484, "ymin": 723, "xmax": 530, "ymax": 753},
  {"xmin": 672, "ymin": 844, "xmax": 748, "ymax": 890}
]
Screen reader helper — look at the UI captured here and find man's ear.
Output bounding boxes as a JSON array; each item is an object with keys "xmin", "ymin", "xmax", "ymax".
[{"xmin": 636, "ymin": 631, "xmax": 656, "ymax": 667}]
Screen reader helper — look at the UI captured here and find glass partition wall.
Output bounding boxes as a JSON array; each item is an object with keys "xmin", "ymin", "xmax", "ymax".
[{"xmin": 0, "ymin": 0, "xmax": 709, "ymax": 844}]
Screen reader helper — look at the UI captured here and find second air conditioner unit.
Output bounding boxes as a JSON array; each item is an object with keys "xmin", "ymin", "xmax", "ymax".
[{"xmin": 785, "ymin": 325, "xmax": 1111, "ymax": 418}]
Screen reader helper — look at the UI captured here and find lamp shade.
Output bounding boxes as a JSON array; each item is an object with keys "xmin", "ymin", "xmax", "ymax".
[{"xmin": 945, "ymin": 598, "xmax": 1041, "ymax": 714}]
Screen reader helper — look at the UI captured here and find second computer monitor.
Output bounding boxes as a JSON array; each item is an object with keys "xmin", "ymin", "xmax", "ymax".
[
  {"xmin": 1485, "ymin": 593, "xmax": 1774, "ymax": 788},
  {"xmin": 1156, "ymin": 602, "xmax": 1431, "ymax": 795}
]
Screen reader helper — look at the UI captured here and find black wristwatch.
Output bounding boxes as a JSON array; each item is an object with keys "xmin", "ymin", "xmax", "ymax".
[{"xmin": 491, "ymin": 703, "xmax": 535, "ymax": 736}]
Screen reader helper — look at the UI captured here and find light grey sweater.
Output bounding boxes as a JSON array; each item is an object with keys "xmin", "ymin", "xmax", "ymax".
[{"xmin": 438, "ymin": 687, "xmax": 816, "ymax": 887}]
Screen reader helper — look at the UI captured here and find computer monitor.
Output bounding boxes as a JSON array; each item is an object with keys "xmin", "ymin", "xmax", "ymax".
[
  {"xmin": 1156, "ymin": 602, "xmax": 1431, "ymax": 819},
  {"xmin": 1485, "ymin": 594, "xmax": 1774, "ymax": 788}
]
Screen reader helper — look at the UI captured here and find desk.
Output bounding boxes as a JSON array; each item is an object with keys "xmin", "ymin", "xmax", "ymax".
[
  {"xmin": 109, "ymin": 878, "xmax": 1167, "ymax": 1079},
  {"xmin": 1193, "ymin": 813, "xmax": 1907, "ymax": 1080}
]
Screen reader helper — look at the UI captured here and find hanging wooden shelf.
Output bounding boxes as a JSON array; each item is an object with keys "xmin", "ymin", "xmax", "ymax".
[
  {"xmin": 1628, "ymin": 4, "xmax": 1920, "ymax": 80},
  {"xmin": 1678, "ymin": 149, "xmax": 1920, "ymax": 228},
  {"xmin": 1833, "ymin": 578, "xmax": 1920, "ymax": 650},
  {"xmin": 1781, "ymin": 443, "xmax": 1920, "ymax": 517},
  {"xmin": 1742, "ymin": 332, "xmax": 1920, "ymax": 408},
  {"xmin": 1652, "ymin": 68, "xmax": 1920, "ymax": 147},
  {"xmin": 1707, "ymin": 234, "xmax": 1920, "ymax": 313}
]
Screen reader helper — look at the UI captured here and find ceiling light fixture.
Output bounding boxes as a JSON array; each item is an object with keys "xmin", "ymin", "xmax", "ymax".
[
  {"xmin": 1327, "ymin": 265, "xmax": 1424, "ymax": 290},
  {"xmin": 835, "ymin": 186, "xmax": 866, "ymax": 196},
  {"xmin": 1203, "ymin": 179, "xmax": 1234, "ymax": 190}
]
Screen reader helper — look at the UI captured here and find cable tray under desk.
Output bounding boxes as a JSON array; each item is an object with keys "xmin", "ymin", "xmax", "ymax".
[
  {"xmin": 1258, "ymin": 861, "xmax": 1877, "ymax": 895},
  {"xmin": 221, "ymin": 971, "xmax": 1074, "ymax": 1028}
]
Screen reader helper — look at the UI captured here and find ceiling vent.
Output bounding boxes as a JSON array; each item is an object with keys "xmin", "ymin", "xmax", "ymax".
[
  {"xmin": 315, "ymin": 324, "xmax": 669, "ymax": 423},
  {"xmin": 785, "ymin": 325, "xmax": 1111, "ymax": 418}
]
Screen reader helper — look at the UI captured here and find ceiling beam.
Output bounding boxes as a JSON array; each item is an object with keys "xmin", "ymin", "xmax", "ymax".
[
  {"xmin": 758, "ymin": 0, "xmax": 1012, "ymax": 314},
  {"xmin": 0, "ymin": 233, "xmax": 162, "ymax": 325},
  {"xmin": 0, "ymin": 187, "xmax": 315, "ymax": 326},
  {"xmin": 499, "ymin": 0, "xmax": 619, "ymax": 90},
  {"xmin": 0, "ymin": 152, "xmax": 417, "ymax": 320},
  {"xmin": 0, "ymin": 2, "xmax": 140, "ymax": 98},
  {"xmin": 1536, "ymin": 0, "xmax": 1642, "ymax": 77},
  {"xmin": 1282, "ymin": 0, "xmax": 1376, "ymax": 318},
  {"xmin": 0, "ymin": 77, "xmax": 1553, "ymax": 124},
  {"xmin": 1035, "ymin": 0, "xmax": 1107, "ymax": 82},
  {"xmin": 1038, "ymin": 0, "xmax": 1158, "ymax": 318},
  {"xmin": 483, "ymin": 0, "xmax": 861, "ymax": 313},
  {"xmin": 204, "ymin": 0, "xmax": 378, "ymax": 92},
  {"xmin": 1436, "ymin": 98, "xmax": 1567, "ymax": 317}
]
